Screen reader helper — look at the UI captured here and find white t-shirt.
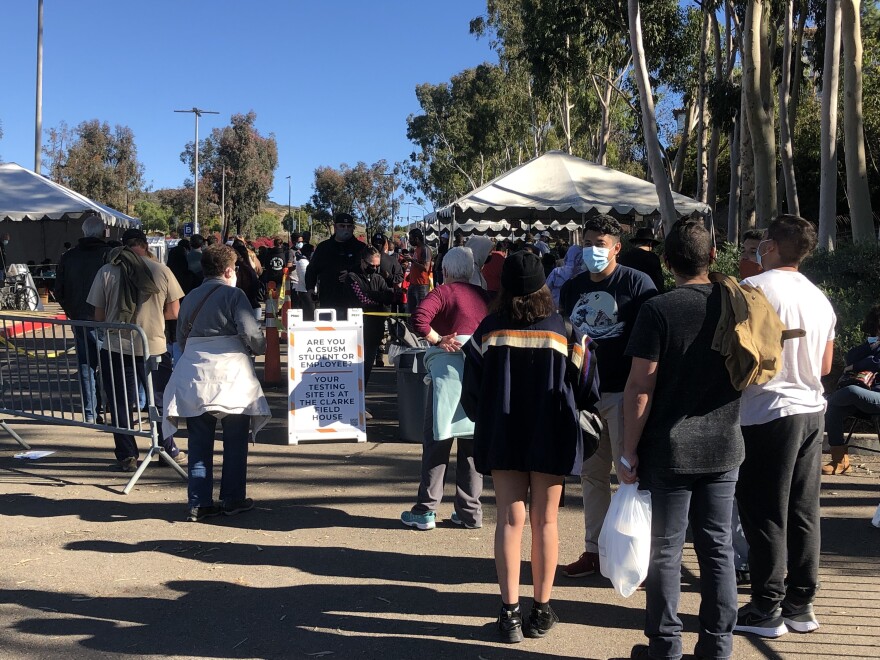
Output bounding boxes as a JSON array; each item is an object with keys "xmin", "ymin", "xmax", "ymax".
[
  {"xmin": 739, "ymin": 269, "xmax": 836, "ymax": 426},
  {"xmin": 291, "ymin": 258, "xmax": 309, "ymax": 293}
]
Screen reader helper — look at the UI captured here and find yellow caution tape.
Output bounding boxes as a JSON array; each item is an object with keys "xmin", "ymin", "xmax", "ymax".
[
  {"xmin": 0, "ymin": 334, "xmax": 72, "ymax": 359},
  {"xmin": 363, "ymin": 312, "xmax": 412, "ymax": 317}
]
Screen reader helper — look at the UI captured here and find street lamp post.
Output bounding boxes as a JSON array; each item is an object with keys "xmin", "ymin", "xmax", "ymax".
[
  {"xmin": 174, "ymin": 107, "xmax": 219, "ymax": 235},
  {"xmin": 34, "ymin": 0, "xmax": 43, "ymax": 173}
]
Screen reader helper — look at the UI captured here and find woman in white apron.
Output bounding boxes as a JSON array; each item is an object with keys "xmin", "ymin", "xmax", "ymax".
[{"xmin": 163, "ymin": 245, "xmax": 271, "ymax": 522}]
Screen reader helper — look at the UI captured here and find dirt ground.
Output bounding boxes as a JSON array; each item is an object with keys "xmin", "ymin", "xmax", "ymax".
[{"xmin": 1, "ymin": 362, "xmax": 879, "ymax": 660}]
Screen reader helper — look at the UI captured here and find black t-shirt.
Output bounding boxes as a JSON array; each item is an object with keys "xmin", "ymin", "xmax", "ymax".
[
  {"xmin": 559, "ymin": 264, "xmax": 657, "ymax": 393},
  {"xmin": 618, "ymin": 247, "xmax": 665, "ymax": 292},
  {"xmin": 625, "ymin": 284, "xmax": 744, "ymax": 474}
]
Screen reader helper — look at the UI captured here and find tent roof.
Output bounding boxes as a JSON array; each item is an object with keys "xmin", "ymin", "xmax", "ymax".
[
  {"xmin": 0, "ymin": 162, "xmax": 140, "ymax": 228},
  {"xmin": 430, "ymin": 150, "xmax": 709, "ymax": 222}
]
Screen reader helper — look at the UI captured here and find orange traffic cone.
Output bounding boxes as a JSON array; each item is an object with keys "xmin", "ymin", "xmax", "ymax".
[{"xmin": 263, "ymin": 282, "xmax": 281, "ymax": 386}]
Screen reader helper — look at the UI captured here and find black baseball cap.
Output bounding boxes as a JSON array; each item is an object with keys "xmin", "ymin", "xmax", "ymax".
[
  {"xmin": 371, "ymin": 233, "xmax": 387, "ymax": 246},
  {"xmin": 334, "ymin": 213, "xmax": 355, "ymax": 225},
  {"xmin": 121, "ymin": 228, "xmax": 147, "ymax": 243}
]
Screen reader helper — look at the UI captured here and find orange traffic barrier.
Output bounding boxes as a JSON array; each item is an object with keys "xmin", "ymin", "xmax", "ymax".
[{"xmin": 263, "ymin": 281, "xmax": 281, "ymax": 386}]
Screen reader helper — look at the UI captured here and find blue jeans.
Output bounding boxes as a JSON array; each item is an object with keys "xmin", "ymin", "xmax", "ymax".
[
  {"xmin": 640, "ymin": 467, "xmax": 739, "ymax": 660},
  {"xmin": 72, "ymin": 326, "xmax": 102, "ymax": 423},
  {"xmin": 186, "ymin": 412, "xmax": 250, "ymax": 508},
  {"xmin": 824, "ymin": 384, "xmax": 880, "ymax": 446},
  {"xmin": 406, "ymin": 284, "xmax": 430, "ymax": 315}
]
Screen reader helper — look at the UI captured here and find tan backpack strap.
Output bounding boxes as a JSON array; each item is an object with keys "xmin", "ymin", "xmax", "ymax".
[{"xmin": 781, "ymin": 329, "xmax": 806, "ymax": 341}]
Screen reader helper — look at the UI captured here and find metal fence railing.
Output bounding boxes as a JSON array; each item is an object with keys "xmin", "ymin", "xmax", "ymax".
[{"xmin": 0, "ymin": 312, "xmax": 186, "ymax": 494}]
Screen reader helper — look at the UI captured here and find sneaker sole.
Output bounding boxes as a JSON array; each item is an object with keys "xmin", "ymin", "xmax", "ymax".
[
  {"xmin": 783, "ymin": 617, "xmax": 820, "ymax": 633},
  {"xmin": 223, "ymin": 506, "xmax": 254, "ymax": 516},
  {"xmin": 524, "ymin": 625, "xmax": 554, "ymax": 639},
  {"xmin": 734, "ymin": 622, "xmax": 788, "ymax": 638},
  {"xmin": 401, "ymin": 518, "xmax": 435, "ymax": 531}
]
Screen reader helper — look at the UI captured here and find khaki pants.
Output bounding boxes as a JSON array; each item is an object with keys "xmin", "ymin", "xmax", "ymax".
[{"xmin": 580, "ymin": 391, "xmax": 625, "ymax": 553}]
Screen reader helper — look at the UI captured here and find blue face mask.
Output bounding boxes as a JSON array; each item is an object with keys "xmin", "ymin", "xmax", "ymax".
[
  {"xmin": 295, "ymin": 242, "xmax": 303, "ymax": 249},
  {"xmin": 582, "ymin": 246, "xmax": 611, "ymax": 273},
  {"xmin": 868, "ymin": 336, "xmax": 878, "ymax": 344}
]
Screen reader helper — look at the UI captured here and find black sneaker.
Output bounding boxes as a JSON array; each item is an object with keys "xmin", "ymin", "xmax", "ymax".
[
  {"xmin": 781, "ymin": 600, "xmax": 820, "ymax": 633},
  {"xmin": 497, "ymin": 605, "xmax": 523, "ymax": 643},
  {"xmin": 524, "ymin": 603, "xmax": 559, "ymax": 638},
  {"xmin": 187, "ymin": 505, "xmax": 221, "ymax": 522},
  {"xmin": 222, "ymin": 498, "xmax": 254, "ymax": 516},
  {"xmin": 734, "ymin": 602, "xmax": 788, "ymax": 638}
]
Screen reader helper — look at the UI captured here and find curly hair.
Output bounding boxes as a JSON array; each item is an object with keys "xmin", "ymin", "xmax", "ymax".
[{"xmin": 583, "ymin": 214, "xmax": 622, "ymax": 238}]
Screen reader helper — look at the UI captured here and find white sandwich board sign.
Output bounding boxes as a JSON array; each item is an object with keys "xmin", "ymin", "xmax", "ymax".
[{"xmin": 287, "ymin": 308, "xmax": 367, "ymax": 445}]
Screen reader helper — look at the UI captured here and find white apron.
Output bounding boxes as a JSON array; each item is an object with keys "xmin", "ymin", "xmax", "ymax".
[{"xmin": 163, "ymin": 335, "xmax": 271, "ymax": 439}]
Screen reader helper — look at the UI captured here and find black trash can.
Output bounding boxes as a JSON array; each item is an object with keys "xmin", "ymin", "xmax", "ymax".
[{"xmin": 396, "ymin": 349, "xmax": 430, "ymax": 443}]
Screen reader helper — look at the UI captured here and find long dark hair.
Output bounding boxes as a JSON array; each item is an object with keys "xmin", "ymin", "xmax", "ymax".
[{"xmin": 490, "ymin": 284, "xmax": 556, "ymax": 326}]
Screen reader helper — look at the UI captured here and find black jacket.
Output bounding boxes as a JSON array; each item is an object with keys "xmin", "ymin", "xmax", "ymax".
[
  {"xmin": 54, "ymin": 236, "xmax": 112, "ymax": 320},
  {"xmin": 305, "ymin": 236, "xmax": 364, "ymax": 310},
  {"xmin": 379, "ymin": 251, "xmax": 404, "ymax": 288}
]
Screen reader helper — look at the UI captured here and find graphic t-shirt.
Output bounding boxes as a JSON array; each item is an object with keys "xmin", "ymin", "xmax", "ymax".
[
  {"xmin": 625, "ymin": 284, "xmax": 744, "ymax": 474},
  {"xmin": 559, "ymin": 264, "xmax": 657, "ymax": 393}
]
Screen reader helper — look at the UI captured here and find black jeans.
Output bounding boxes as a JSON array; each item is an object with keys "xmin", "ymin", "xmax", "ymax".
[
  {"xmin": 640, "ymin": 467, "xmax": 738, "ymax": 660},
  {"xmin": 737, "ymin": 412, "xmax": 823, "ymax": 611}
]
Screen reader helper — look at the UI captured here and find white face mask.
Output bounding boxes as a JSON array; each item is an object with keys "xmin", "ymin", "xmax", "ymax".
[
  {"xmin": 582, "ymin": 246, "xmax": 611, "ymax": 273},
  {"xmin": 756, "ymin": 240, "xmax": 771, "ymax": 268}
]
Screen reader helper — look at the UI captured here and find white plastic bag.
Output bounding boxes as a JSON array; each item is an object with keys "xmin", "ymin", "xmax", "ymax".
[
  {"xmin": 872, "ymin": 503, "xmax": 880, "ymax": 529},
  {"xmin": 598, "ymin": 482, "xmax": 652, "ymax": 597}
]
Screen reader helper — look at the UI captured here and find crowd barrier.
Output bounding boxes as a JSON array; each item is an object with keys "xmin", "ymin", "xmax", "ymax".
[{"xmin": 0, "ymin": 312, "xmax": 186, "ymax": 494}]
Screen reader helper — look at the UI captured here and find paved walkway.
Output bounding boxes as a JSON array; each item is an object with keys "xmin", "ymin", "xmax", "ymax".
[{"xmin": 1, "ymin": 361, "xmax": 879, "ymax": 659}]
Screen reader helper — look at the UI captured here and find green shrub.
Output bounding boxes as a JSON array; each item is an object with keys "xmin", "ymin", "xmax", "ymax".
[{"xmin": 801, "ymin": 243, "xmax": 880, "ymax": 371}]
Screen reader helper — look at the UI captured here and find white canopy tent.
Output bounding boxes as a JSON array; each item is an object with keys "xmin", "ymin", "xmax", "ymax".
[
  {"xmin": 0, "ymin": 162, "xmax": 140, "ymax": 264},
  {"xmin": 424, "ymin": 150, "xmax": 709, "ymax": 238}
]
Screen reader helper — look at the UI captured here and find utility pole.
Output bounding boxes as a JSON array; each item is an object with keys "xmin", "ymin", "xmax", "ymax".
[
  {"xmin": 221, "ymin": 167, "xmax": 226, "ymax": 240},
  {"xmin": 174, "ymin": 107, "xmax": 218, "ymax": 235},
  {"xmin": 286, "ymin": 175, "xmax": 292, "ymax": 245},
  {"xmin": 34, "ymin": 0, "xmax": 44, "ymax": 173}
]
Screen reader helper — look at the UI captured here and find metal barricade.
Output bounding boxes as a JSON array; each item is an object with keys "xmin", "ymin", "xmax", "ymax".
[{"xmin": 0, "ymin": 312, "xmax": 186, "ymax": 494}]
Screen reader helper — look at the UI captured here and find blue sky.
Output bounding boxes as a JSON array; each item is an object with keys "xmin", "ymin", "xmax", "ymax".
[{"xmin": 0, "ymin": 1, "xmax": 496, "ymax": 213}]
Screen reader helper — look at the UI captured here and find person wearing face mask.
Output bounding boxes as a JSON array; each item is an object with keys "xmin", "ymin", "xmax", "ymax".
[
  {"xmin": 371, "ymin": 232, "xmax": 404, "ymax": 290},
  {"xmin": 287, "ymin": 233, "xmax": 314, "ymax": 321},
  {"xmin": 305, "ymin": 213, "xmax": 363, "ymax": 319},
  {"xmin": 735, "ymin": 216, "xmax": 836, "ymax": 638},
  {"xmin": 343, "ymin": 246, "xmax": 395, "ymax": 386},
  {"xmin": 404, "ymin": 228, "xmax": 433, "ymax": 314},
  {"xmin": 739, "ymin": 229, "xmax": 764, "ymax": 279},
  {"xmin": 823, "ymin": 304, "xmax": 880, "ymax": 476},
  {"xmin": 163, "ymin": 245, "xmax": 270, "ymax": 522},
  {"xmin": 558, "ymin": 214, "xmax": 657, "ymax": 579}
]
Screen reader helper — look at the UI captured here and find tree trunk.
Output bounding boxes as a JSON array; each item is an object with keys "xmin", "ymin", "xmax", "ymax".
[
  {"xmin": 789, "ymin": 0, "xmax": 808, "ymax": 135},
  {"xmin": 562, "ymin": 35, "xmax": 573, "ymax": 155},
  {"xmin": 628, "ymin": 0, "xmax": 679, "ymax": 232},
  {"xmin": 779, "ymin": 0, "xmax": 801, "ymax": 215},
  {"xmin": 743, "ymin": 0, "xmax": 778, "ymax": 228},
  {"xmin": 819, "ymin": 0, "xmax": 842, "ymax": 250},
  {"xmin": 696, "ymin": 11, "xmax": 711, "ymax": 202},
  {"xmin": 597, "ymin": 68, "xmax": 614, "ymax": 166},
  {"xmin": 707, "ymin": 13, "xmax": 723, "ymax": 213},
  {"xmin": 728, "ymin": 117, "xmax": 742, "ymax": 244},
  {"xmin": 672, "ymin": 100, "xmax": 697, "ymax": 192},
  {"xmin": 740, "ymin": 90, "xmax": 757, "ymax": 230},
  {"xmin": 841, "ymin": 0, "xmax": 874, "ymax": 242}
]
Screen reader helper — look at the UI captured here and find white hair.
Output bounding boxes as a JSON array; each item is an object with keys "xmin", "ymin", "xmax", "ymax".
[
  {"xmin": 81, "ymin": 214, "xmax": 105, "ymax": 238},
  {"xmin": 442, "ymin": 246, "xmax": 475, "ymax": 282}
]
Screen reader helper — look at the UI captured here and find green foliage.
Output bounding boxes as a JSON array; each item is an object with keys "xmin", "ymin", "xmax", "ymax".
[
  {"xmin": 250, "ymin": 211, "xmax": 281, "ymax": 238},
  {"xmin": 801, "ymin": 243, "xmax": 880, "ymax": 369},
  {"xmin": 309, "ymin": 160, "xmax": 398, "ymax": 237},
  {"xmin": 181, "ymin": 111, "xmax": 278, "ymax": 237},
  {"xmin": 133, "ymin": 199, "xmax": 171, "ymax": 234},
  {"xmin": 42, "ymin": 119, "xmax": 145, "ymax": 214}
]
